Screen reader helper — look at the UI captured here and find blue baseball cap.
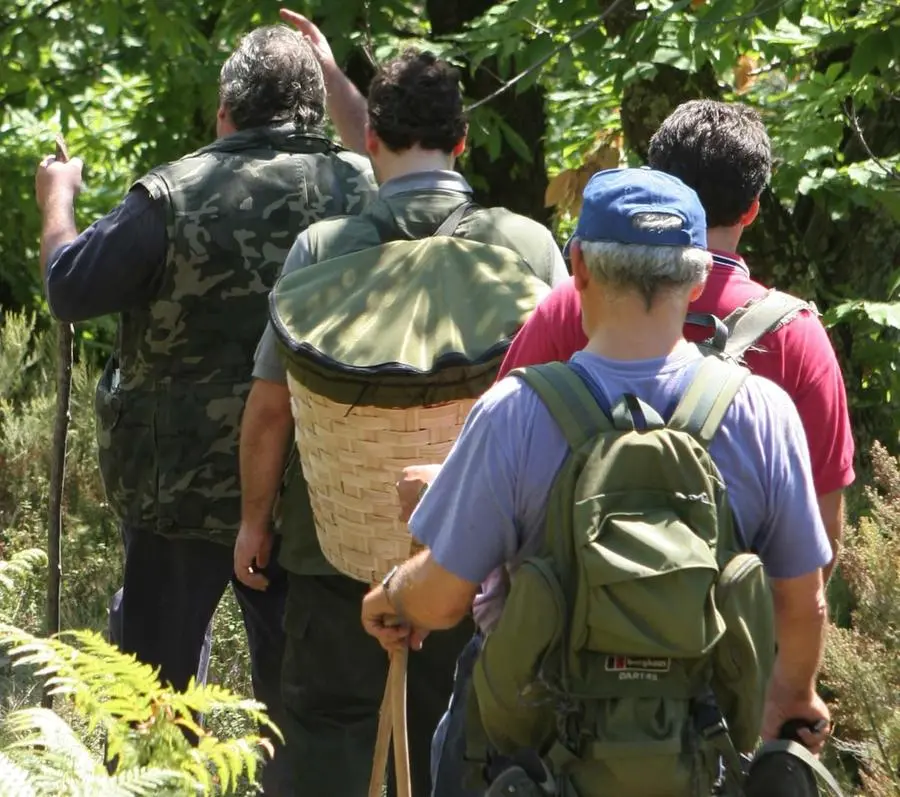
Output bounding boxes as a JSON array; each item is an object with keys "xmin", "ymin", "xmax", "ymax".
[{"xmin": 566, "ymin": 167, "xmax": 707, "ymax": 255}]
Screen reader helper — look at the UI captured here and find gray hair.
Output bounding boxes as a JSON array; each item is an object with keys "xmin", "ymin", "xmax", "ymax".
[
  {"xmin": 219, "ymin": 25, "xmax": 325, "ymax": 131},
  {"xmin": 578, "ymin": 238, "xmax": 711, "ymax": 309}
]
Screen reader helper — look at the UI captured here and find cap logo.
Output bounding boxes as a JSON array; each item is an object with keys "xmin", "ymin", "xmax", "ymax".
[{"xmin": 630, "ymin": 212, "xmax": 685, "ymax": 232}]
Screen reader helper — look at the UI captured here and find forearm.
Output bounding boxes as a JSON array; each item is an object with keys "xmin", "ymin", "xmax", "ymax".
[
  {"xmin": 771, "ymin": 575, "xmax": 828, "ymax": 697},
  {"xmin": 240, "ymin": 381, "xmax": 294, "ymax": 531},
  {"xmin": 40, "ymin": 194, "xmax": 78, "ymax": 278},
  {"xmin": 386, "ymin": 550, "xmax": 477, "ymax": 631},
  {"xmin": 817, "ymin": 489, "xmax": 844, "ymax": 583},
  {"xmin": 322, "ymin": 62, "xmax": 368, "ymax": 155}
]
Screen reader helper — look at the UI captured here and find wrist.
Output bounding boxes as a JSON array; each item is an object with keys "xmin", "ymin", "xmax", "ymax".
[
  {"xmin": 42, "ymin": 188, "xmax": 76, "ymax": 212},
  {"xmin": 769, "ymin": 663, "xmax": 816, "ymax": 701},
  {"xmin": 381, "ymin": 565, "xmax": 407, "ymax": 622},
  {"xmin": 321, "ymin": 60, "xmax": 343, "ymax": 90},
  {"xmin": 240, "ymin": 518, "xmax": 272, "ymax": 536}
]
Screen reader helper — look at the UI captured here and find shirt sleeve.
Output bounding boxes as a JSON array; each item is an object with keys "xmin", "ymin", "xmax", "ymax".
[
  {"xmin": 496, "ymin": 277, "xmax": 586, "ymax": 380},
  {"xmin": 45, "ymin": 186, "xmax": 167, "ymax": 322},
  {"xmin": 779, "ymin": 315, "xmax": 856, "ymax": 495},
  {"xmin": 750, "ymin": 379, "xmax": 834, "ymax": 579},
  {"xmin": 252, "ymin": 230, "xmax": 313, "ymax": 385},
  {"xmin": 408, "ymin": 384, "xmax": 524, "ymax": 585}
]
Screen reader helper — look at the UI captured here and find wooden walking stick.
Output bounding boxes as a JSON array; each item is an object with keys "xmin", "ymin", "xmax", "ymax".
[
  {"xmin": 42, "ymin": 133, "xmax": 75, "ymax": 709},
  {"xmin": 368, "ymin": 638, "xmax": 412, "ymax": 797}
]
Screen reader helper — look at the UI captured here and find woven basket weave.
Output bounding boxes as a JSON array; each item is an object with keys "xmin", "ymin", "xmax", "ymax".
[{"xmin": 287, "ymin": 373, "xmax": 476, "ymax": 583}]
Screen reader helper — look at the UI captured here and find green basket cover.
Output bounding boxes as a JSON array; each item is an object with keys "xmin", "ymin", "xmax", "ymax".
[{"xmin": 270, "ymin": 236, "xmax": 551, "ymax": 407}]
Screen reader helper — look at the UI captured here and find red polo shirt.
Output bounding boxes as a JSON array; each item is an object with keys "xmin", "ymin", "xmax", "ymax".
[{"xmin": 498, "ymin": 251, "xmax": 856, "ymax": 495}]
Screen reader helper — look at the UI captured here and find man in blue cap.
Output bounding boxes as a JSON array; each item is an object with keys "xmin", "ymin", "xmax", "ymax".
[{"xmin": 361, "ymin": 168, "xmax": 831, "ymax": 795}]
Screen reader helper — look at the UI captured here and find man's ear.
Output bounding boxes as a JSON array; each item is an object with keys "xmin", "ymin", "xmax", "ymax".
[
  {"xmin": 571, "ymin": 241, "xmax": 590, "ymax": 292},
  {"xmin": 687, "ymin": 256, "xmax": 712, "ymax": 302},
  {"xmin": 739, "ymin": 196, "xmax": 761, "ymax": 228},
  {"xmin": 451, "ymin": 134, "xmax": 467, "ymax": 158},
  {"xmin": 364, "ymin": 123, "xmax": 379, "ymax": 158}
]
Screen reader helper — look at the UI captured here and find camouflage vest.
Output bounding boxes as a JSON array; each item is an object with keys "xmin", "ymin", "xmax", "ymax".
[{"xmin": 94, "ymin": 125, "xmax": 376, "ymax": 544}]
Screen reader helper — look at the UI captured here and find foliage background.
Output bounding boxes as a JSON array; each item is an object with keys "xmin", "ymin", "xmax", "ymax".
[{"xmin": 1, "ymin": 0, "xmax": 899, "ymax": 793}]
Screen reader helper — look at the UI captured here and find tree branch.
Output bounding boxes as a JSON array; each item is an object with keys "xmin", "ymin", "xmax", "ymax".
[
  {"xmin": 464, "ymin": 0, "xmax": 629, "ymax": 113},
  {"xmin": 843, "ymin": 98, "xmax": 900, "ymax": 183}
]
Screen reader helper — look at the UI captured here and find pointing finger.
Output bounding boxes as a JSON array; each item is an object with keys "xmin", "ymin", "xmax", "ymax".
[{"xmin": 279, "ymin": 9, "xmax": 307, "ymax": 28}]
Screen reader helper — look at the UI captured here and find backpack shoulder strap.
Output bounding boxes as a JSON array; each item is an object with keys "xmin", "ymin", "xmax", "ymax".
[
  {"xmin": 751, "ymin": 740, "xmax": 846, "ymax": 797},
  {"xmin": 668, "ymin": 357, "xmax": 749, "ymax": 445},
  {"xmin": 723, "ymin": 290, "xmax": 811, "ymax": 360},
  {"xmin": 510, "ymin": 362, "xmax": 613, "ymax": 450},
  {"xmin": 434, "ymin": 201, "xmax": 477, "ymax": 237}
]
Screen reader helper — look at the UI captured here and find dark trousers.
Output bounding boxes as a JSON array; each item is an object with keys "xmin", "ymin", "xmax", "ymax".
[
  {"xmin": 281, "ymin": 573, "xmax": 475, "ymax": 797},
  {"xmin": 431, "ymin": 634, "xmax": 485, "ymax": 797},
  {"xmin": 108, "ymin": 525, "xmax": 289, "ymax": 795}
]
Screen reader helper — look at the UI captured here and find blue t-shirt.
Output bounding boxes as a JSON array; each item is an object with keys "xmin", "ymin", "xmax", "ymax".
[{"xmin": 409, "ymin": 343, "xmax": 832, "ymax": 631}]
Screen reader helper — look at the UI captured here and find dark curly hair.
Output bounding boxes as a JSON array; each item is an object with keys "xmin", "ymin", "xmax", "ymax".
[
  {"xmin": 648, "ymin": 100, "xmax": 771, "ymax": 228},
  {"xmin": 367, "ymin": 49, "xmax": 467, "ymax": 153},
  {"xmin": 219, "ymin": 25, "xmax": 325, "ymax": 131}
]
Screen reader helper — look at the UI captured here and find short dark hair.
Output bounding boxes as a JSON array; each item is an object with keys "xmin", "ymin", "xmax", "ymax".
[
  {"xmin": 219, "ymin": 25, "xmax": 325, "ymax": 131},
  {"xmin": 367, "ymin": 49, "xmax": 467, "ymax": 153},
  {"xmin": 647, "ymin": 100, "xmax": 771, "ymax": 228}
]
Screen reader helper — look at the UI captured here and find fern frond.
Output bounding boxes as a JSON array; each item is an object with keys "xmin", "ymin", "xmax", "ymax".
[
  {"xmin": 1, "ymin": 625, "xmax": 274, "ymax": 795},
  {"xmin": 2, "ymin": 707, "xmax": 97, "ymax": 773},
  {"xmin": 0, "ymin": 751, "xmax": 37, "ymax": 797},
  {"xmin": 0, "ymin": 549, "xmax": 47, "ymax": 597}
]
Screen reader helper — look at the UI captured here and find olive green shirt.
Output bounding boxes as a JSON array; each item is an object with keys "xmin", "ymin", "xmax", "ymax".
[{"xmin": 254, "ymin": 169, "xmax": 568, "ymax": 575}]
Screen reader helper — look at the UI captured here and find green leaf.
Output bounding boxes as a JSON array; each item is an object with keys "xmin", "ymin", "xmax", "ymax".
[
  {"xmin": 499, "ymin": 120, "xmax": 534, "ymax": 163},
  {"xmin": 825, "ymin": 300, "xmax": 900, "ymax": 330}
]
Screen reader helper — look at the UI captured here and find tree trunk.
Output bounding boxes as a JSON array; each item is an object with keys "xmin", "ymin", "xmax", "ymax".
[
  {"xmin": 614, "ymin": 19, "xmax": 900, "ymax": 455},
  {"xmin": 426, "ymin": 0, "xmax": 551, "ymax": 224}
]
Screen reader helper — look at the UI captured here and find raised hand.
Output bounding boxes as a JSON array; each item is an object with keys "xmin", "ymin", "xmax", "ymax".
[
  {"xmin": 35, "ymin": 155, "xmax": 83, "ymax": 212},
  {"xmin": 279, "ymin": 8, "xmax": 337, "ymax": 73}
]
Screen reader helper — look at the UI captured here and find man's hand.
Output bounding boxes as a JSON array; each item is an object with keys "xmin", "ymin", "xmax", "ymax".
[
  {"xmin": 234, "ymin": 523, "xmax": 274, "ymax": 591},
  {"xmin": 396, "ymin": 464, "xmax": 442, "ymax": 522},
  {"xmin": 278, "ymin": 7, "xmax": 368, "ymax": 155},
  {"xmin": 36, "ymin": 156, "xmax": 83, "ymax": 212},
  {"xmin": 280, "ymin": 9, "xmax": 337, "ymax": 74},
  {"xmin": 361, "ymin": 584, "xmax": 428, "ymax": 654},
  {"xmin": 762, "ymin": 676, "xmax": 831, "ymax": 756}
]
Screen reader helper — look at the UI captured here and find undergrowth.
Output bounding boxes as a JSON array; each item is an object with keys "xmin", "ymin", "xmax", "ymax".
[{"xmin": 0, "ymin": 309, "xmax": 898, "ymax": 795}]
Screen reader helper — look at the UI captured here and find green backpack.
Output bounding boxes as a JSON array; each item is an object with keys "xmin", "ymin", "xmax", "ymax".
[{"xmin": 466, "ymin": 355, "xmax": 775, "ymax": 797}]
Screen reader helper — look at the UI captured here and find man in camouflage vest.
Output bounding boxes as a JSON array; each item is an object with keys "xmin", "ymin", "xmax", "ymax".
[
  {"xmin": 236, "ymin": 27, "xmax": 568, "ymax": 796},
  {"xmin": 35, "ymin": 24, "xmax": 376, "ymax": 792}
]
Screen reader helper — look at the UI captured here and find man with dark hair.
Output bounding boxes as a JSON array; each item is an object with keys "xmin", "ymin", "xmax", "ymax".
[
  {"xmin": 35, "ymin": 24, "xmax": 376, "ymax": 793},
  {"xmin": 647, "ymin": 100, "xmax": 771, "ymax": 228},
  {"xmin": 235, "ymin": 21, "xmax": 568, "ymax": 797}
]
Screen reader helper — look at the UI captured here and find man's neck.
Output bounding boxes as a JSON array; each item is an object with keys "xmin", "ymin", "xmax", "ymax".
[
  {"xmin": 375, "ymin": 149, "xmax": 455, "ymax": 184},
  {"xmin": 706, "ymin": 225, "xmax": 743, "ymax": 255},
  {"xmin": 582, "ymin": 297, "xmax": 691, "ymax": 362}
]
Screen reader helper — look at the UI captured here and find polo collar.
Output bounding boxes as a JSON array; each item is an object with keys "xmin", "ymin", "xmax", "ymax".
[{"xmin": 711, "ymin": 249, "xmax": 750, "ymax": 276}]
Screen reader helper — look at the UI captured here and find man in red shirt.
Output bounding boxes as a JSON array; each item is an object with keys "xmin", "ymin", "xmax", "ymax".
[{"xmin": 401, "ymin": 100, "xmax": 854, "ymax": 581}]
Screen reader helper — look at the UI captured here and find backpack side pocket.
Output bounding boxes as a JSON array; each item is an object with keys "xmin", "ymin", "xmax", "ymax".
[
  {"xmin": 711, "ymin": 553, "xmax": 775, "ymax": 752},
  {"xmin": 472, "ymin": 557, "xmax": 565, "ymax": 754}
]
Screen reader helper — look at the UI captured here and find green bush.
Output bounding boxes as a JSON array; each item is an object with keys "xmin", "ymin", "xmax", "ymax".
[
  {"xmin": 0, "ymin": 311, "xmax": 270, "ymax": 795},
  {"xmin": 821, "ymin": 443, "xmax": 900, "ymax": 797}
]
